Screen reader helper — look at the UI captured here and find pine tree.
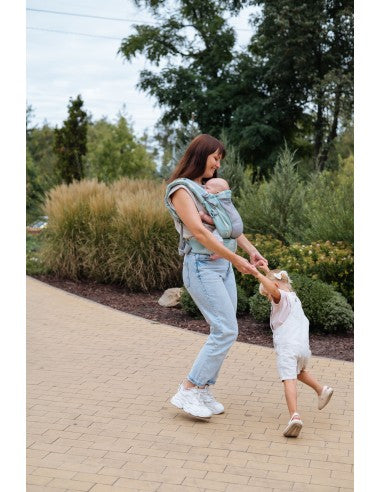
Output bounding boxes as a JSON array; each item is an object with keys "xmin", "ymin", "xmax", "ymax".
[{"xmin": 54, "ymin": 95, "xmax": 88, "ymax": 184}]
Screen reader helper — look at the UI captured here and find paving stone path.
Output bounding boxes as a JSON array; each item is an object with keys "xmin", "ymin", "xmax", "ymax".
[{"xmin": 27, "ymin": 276, "xmax": 353, "ymax": 491}]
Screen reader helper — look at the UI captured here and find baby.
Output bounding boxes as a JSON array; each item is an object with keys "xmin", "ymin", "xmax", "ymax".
[
  {"xmin": 252, "ymin": 264, "xmax": 334, "ymax": 437},
  {"xmin": 199, "ymin": 178, "xmax": 243, "ymax": 258}
]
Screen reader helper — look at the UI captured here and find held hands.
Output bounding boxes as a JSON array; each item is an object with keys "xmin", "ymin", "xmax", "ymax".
[
  {"xmin": 255, "ymin": 259, "xmax": 270, "ymax": 273},
  {"xmin": 249, "ymin": 250, "xmax": 268, "ymax": 269},
  {"xmin": 232, "ymin": 255, "xmax": 260, "ymax": 275}
]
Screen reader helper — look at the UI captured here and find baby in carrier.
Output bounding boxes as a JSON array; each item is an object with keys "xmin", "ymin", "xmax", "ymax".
[
  {"xmin": 164, "ymin": 176, "xmax": 243, "ymax": 256},
  {"xmin": 198, "ymin": 178, "xmax": 243, "ymax": 259}
]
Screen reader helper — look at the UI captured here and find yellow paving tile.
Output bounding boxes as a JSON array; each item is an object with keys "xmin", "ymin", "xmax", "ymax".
[{"xmin": 26, "ymin": 276, "xmax": 353, "ymax": 491}]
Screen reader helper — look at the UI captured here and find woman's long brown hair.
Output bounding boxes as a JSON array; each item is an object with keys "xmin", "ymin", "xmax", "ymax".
[{"xmin": 168, "ymin": 134, "xmax": 226, "ymax": 183}]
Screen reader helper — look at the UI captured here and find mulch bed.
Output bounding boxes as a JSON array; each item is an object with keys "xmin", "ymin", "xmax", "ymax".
[{"xmin": 33, "ymin": 275, "xmax": 354, "ymax": 362}]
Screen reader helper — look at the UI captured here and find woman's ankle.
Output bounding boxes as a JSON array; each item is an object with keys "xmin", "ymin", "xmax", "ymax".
[{"xmin": 182, "ymin": 379, "xmax": 196, "ymax": 390}]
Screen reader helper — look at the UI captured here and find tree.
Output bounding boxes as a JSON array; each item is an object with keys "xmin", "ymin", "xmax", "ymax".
[
  {"xmin": 26, "ymin": 103, "xmax": 36, "ymax": 140},
  {"xmin": 237, "ymin": 145, "xmax": 306, "ymax": 243},
  {"xmin": 27, "ymin": 121, "xmax": 61, "ymax": 190},
  {"xmin": 119, "ymin": 1, "xmax": 238, "ymax": 135},
  {"xmin": 219, "ymin": 131, "xmax": 246, "ymax": 197},
  {"xmin": 26, "ymin": 148, "xmax": 45, "ymax": 222},
  {"xmin": 119, "ymin": 0, "xmax": 353, "ymax": 174},
  {"xmin": 155, "ymin": 118, "xmax": 200, "ymax": 180},
  {"xmin": 54, "ymin": 95, "xmax": 88, "ymax": 184},
  {"xmin": 249, "ymin": 0, "xmax": 353, "ymax": 170},
  {"xmin": 85, "ymin": 114, "xmax": 157, "ymax": 182}
]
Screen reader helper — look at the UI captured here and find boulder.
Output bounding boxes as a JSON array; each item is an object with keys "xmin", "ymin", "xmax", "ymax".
[{"xmin": 158, "ymin": 288, "xmax": 183, "ymax": 307}]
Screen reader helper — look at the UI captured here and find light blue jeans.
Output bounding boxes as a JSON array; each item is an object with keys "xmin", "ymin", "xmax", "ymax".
[{"xmin": 183, "ymin": 252, "xmax": 238, "ymax": 387}]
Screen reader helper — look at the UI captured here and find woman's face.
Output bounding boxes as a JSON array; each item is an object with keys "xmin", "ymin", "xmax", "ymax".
[{"xmin": 203, "ymin": 150, "xmax": 222, "ymax": 179}]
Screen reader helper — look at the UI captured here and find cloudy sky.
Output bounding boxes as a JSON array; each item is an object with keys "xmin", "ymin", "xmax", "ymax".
[{"xmin": 27, "ymin": 0, "xmax": 258, "ymax": 137}]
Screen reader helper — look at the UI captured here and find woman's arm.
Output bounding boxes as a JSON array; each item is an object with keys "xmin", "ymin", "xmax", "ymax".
[
  {"xmin": 236, "ymin": 233, "xmax": 268, "ymax": 266},
  {"xmin": 171, "ymin": 189, "xmax": 257, "ymax": 275}
]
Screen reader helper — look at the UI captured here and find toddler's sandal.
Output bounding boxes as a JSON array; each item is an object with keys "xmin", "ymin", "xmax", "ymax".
[
  {"xmin": 318, "ymin": 386, "xmax": 334, "ymax": 410},
  {"xmin": 283, "ymin": 412, "xmax": 303, "ymax": 438}
]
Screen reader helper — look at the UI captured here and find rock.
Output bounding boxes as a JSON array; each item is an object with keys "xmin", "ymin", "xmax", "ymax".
[{"xmin": 158, "ymin": 288, "xmax": 183, "ymax": 307}]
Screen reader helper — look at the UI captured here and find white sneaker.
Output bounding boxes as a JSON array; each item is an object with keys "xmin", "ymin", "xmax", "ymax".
[
  {"xmin": 170, "ymin": 384, "xmax": 212, "ymax": 418},
  {"xmin": 198, "ymin": 385, "xmax": 224, "ymax": 414},
  {"xmin": 283, "ymin": 412, "xmax": 303, "ymax": 438},
  {"xmin": 318, "ymin": 386, "xmax": 334, "ymax": 410}
]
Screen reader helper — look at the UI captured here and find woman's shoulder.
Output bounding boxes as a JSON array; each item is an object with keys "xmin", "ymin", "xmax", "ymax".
[
  {"xmin": 168, "ymin": 183, "xmax": 194, "ymax": 199},
  {"xmin": 167, "ymin": 179, "xmax": 205, "ymax": 198}
]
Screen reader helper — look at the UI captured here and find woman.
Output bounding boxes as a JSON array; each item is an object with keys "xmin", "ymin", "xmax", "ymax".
[{"xmin": 166, "ymin": 134, "xmax": 268, "ymax": 419}]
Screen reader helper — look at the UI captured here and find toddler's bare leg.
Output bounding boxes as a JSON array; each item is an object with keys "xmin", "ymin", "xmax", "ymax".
[
  {"xmin": 283, "ymin": 379, "xmax": 298, "ymax": 417},
  {"xmin": 297, "ymin": 370, "xmax": 323, "ymax": 395}
]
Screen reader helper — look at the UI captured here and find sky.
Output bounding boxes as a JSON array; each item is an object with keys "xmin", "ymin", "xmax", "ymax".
[{"xmin": 27, "ymin": 0, "xmax": 258, "ymax": 138}]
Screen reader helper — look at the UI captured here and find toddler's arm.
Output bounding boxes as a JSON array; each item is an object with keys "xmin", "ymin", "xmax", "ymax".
[
  {"xmin": 251, "ymin": 265, "xmax": 281, "ymax": 303},
  {"xmin": 199, "ymin": 210, "xmax": 215, "ymax": 225}
]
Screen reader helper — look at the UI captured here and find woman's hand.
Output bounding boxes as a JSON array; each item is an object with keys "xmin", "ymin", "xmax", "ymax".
[
  {"xmin": 249, "ymin": 250, "xmax": 268, "ymax": 267},
  {"xmin": 255, "ymin": 259, "xmax": 270, "ymax": 273},
  {"xmin": 232, "ymin": 255, "xmax": 259, "ymax": 275}
]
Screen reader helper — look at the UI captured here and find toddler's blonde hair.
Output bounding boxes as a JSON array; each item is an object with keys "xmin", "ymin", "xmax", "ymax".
[{"xmin": 259, "ymin": 269, "xmax": 293, "ymax": 297}]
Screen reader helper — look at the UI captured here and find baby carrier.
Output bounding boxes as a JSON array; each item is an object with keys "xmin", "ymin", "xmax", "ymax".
[{"xmin": 164, "ymin": 178, "xmax": 239, "ymax": 256}]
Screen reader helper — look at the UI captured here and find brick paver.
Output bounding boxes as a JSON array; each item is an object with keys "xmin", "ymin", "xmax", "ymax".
[{"xmin": 27, "ymin": 276, "xmax": 353, "ymax": 491}]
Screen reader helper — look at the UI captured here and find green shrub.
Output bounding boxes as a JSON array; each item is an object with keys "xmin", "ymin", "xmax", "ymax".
[
  {"xmin": 236, "ymin": 148, "xmax": 353, "ymax": 247},
  {"xmin": 302, "ymin": 157, "xmax": 353, "ymax": 245},
  {"xmin": 320, "ymin": 293, "xmax": 354, "ymax": 334},
  {"xmin": 219, "ymin": 131, "xmax": 246, "ymax": 198},
  {"xmin": 292, "ymin": 274, "xmax": 353, "ymax": 333},
  {"xmin": 26, "ymin": 232, "xmax": 50, "ymax": 275},
  {"xmin": 248, "ymin": 274, "xmax": 353, "ymax": 333},
  {"xmin": 180, "ymin": 284, "xmax": 250, "ymax": 318},
  {"xmin": 235, "ymin": 234, "xmax": 353, "ymax": 306},
  {"xmin": 236, "ymin": 285, "xmax": 250, "ymax": 315},
  {"xmin": 249, "ymin": 292, "xmax": 270, "ymax": 322},
  {"xmin": 237, "ymin": 146, "xmax": 307, "ymax": 244},
  {"xmin": 42, "ymin": 178, "xmax": 182, "ymax": 291},
  {"xmin": 180, "ymin": 288, "xmax": 203, "ymax": 318}
]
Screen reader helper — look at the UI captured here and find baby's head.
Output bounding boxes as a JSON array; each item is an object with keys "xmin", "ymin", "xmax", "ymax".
[
  {"xmin": 259, "ymin": 269, "xmax": 293, "ymax": 300},
  {"xmin": 205, "ymin": 178, "xmax": 230, "ymax": 194}
]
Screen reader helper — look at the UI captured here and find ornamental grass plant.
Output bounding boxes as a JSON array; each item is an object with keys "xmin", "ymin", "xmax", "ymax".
[{"xmin": 42, "ymin": 178, "xmax": 182, "ymax": 291}]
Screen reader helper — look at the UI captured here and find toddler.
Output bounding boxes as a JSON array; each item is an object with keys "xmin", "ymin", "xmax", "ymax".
[
  {"xmin": 252, "ymin": 264, "xmax": 334, "ymax": 437},
  {"xmin": 199, "ymin": 178, "xmax": 243, "ymax": 259}
]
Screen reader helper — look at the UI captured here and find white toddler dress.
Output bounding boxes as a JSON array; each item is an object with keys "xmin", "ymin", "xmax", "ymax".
[{"xmin": 270, "ymin": 289, "xmax": 312, "ymax": 381}]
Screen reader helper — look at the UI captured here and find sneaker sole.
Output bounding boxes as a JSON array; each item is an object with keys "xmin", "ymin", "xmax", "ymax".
[
  {"xmin": 170, "ymin": 395, "xmax": 212, "ymax": 419},
  {"xmin": 210, "ymin": 409, "xmax": 224, "ymax": 415},
  {"xmin": 283, "ymin": 421, "xmax": 302, "ymax": 438},
  {"xmin": 318, "ymin": 388, "xmax": 334, "ymax": 410}
]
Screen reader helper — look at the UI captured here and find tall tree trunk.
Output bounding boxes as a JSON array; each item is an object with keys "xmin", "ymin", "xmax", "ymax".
[
  {"xmin": 314, "ymin": 45, "xmax": 324, "ymax": 171},
  {"xmin": 319, "ymin": 86, "xmax": 342, "ymax": 170},
  {"xmin": 314, "ymin": 92, "xmax": 324, "ymax": 171}
]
